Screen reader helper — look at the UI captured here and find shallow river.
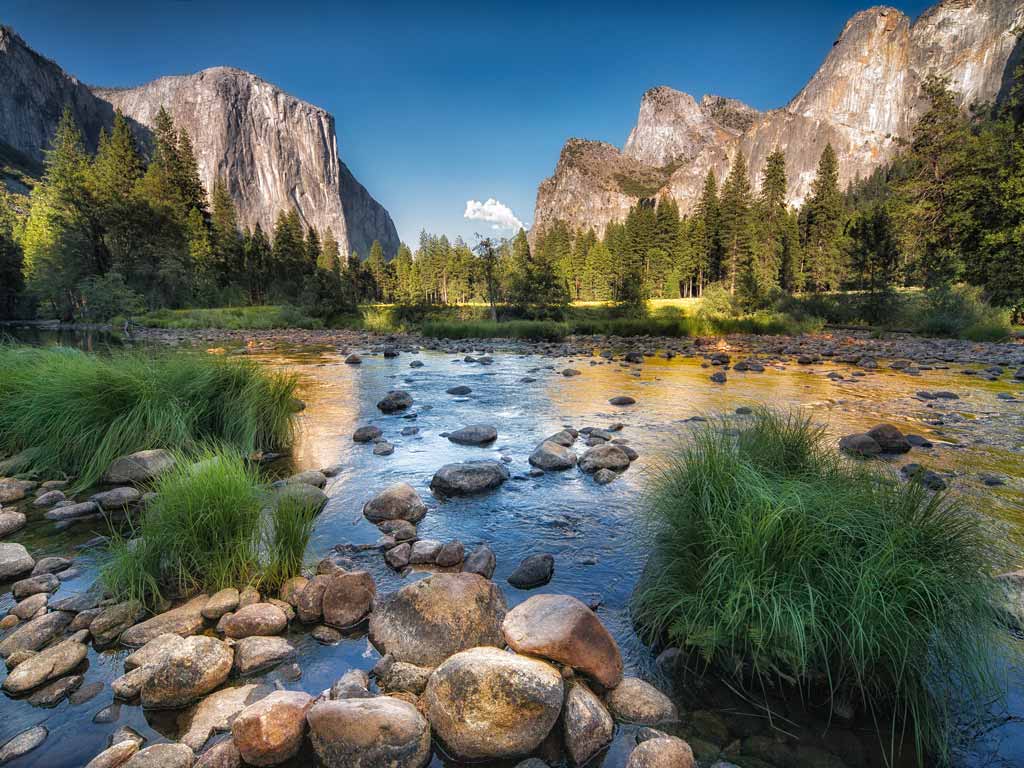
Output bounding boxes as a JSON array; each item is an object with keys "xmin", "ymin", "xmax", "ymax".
[{"xmin": 2, "ymin": 336, "xmax": 1024, "ymax": 767}]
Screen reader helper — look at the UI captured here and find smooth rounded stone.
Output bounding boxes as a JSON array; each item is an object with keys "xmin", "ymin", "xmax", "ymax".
[
  {"xmin": 901, "ymin": 464, "xmax": 948, "ymax": 491},
  {"xmin": 463, "ymin": 544, "xmax": 496, "ymax": 579},
  {"xmin": 838, "ymin": 433, "xmax": 881, "ymax": 457},
  {"xmin": 12, "ymin": 572, "xmax": 59, "ymax": 599},
  {"xmin": 69, "ymin": 680, "xmax": 105, "ymax": 704},
  {"xmin": 123, "ymin": 743, "xmax": 194, "ymax": 768},
  {"xmin": 233, "ymin": 636, "xmax": 296, "ymax": 675},
  {"xmin": 140, "ymin": 635, "xmax": 233, "ymax": 709},
  {"xmin": 279, "ymin": 576, "xmax": 308, "ymax": 608},
  {"xmin": 0, "ymin": 479, "xmax": 35, "ymax": 504},
  {"xmin": 113, "ymin": 665, "xmax": 154, "ymax": 700},
  {"xmin": 409, "ymin": 539, "xmax": 442, "ymax": 565},
  {"xmin": 307, "ymin": 696, "xmax": 431, "ymax": 768},
  {"xmin": 28, "ymin": 672, "xmax": 83, "ymax": 707},
  {"xmin": 330, "ymin": 669, "xmax": 371, "ymax": 699},
  {"xmin": 369, "ymin": 572, "xmax": 508, "ymax": 666},
  {"xmin": 563, "ymin": 368, "xmax": 581, "ymax": 377},
  {"xmin": 385, "ymin": 542, "xmax": 412, "ymax": 570},
  {"xmin": 906, "ymin": 434, "xmax": 933, "ymax": 448},
  {"xmin": 377, "ymin": 390, "xmax": 413, "ymax": 413},
  {"xmin": 0, "ymin": 615, "xmax": 17, "ymax": 630},
  {"xmin": 593, "ymin": 468, "xmax": 619, "ymax": 485},
  {"xmin": 0, "ymin": 510, "xmax": 26, "ymax": 538},
  {"xmin": 529, "ymin": 440, "xmax": 577, "ymax": 470},
  {"xmin": 508, "ymin": 553, "xmax": 555, "ymax": 589},
  {"xmin": 605, "ymin": 677, "xmax": 679, "ymax": 724},
  {"xmin": 12, "ymin": 593, "xmax": 48, "ymax": 620},
  {"xmin": 867, "ymin": 423, "xmax": 912, "ymax": 453},
  {"xmin": 353, "ymin": 425, "xmax": 382, "ymax": 443},
  {"xmin": 564, "ymin": 682, "xmax": 615, "ymax": 765},
  {"xmin": 90, "ymin": 487, "xmax": 142, "ymax": 510},
  {"xmin": 424, "ymin": 646, "xmax": 563, "ymax": 760},
  {"xmin": 111, "ymin": 725, "xmax": 146, "ymax": 748},
  {"xmin": 609, "ymin": 395, "xmax": 637, "ymax": 406},
  {"xmin": 93, "ymin": 702, "xmax": 122, "ymax": 723},
  {"xmin": 436, "ymin": 540, "xmax": 464, "ymax": 567},
  {"xmin": 626, "ymin": 736, "xmax": 696, "ymax": 768},
  {"xmin": 447, "ymin": 424, "xmax": 498, "ymax": 446},
  {"xmin": 296, "ymin": 575, "xmax": 331, "ymax": 623},
  {"xmin": 103, "ymin": 449, "xmax": 176, "ymax": 484},
  {"xmin": 312, "ymin": 624, "xmax": 342, "ymax": 644},
  {"xmin": 221, "ymin": 603, "xmax": 287, "ymax": 639},
  {"xmin": 400, "ymin": 426, "xmax": 419, "ymax": 436},
  {"xmin": 238, "ymin": 586, "xmax": 261, "ymax": 608},
  {"xmin": 272, "ymin": 483, "xmax": 328, "ymax": 514},
  {"xmin": 285, "ymin": 469, "xmax": 327, "ymax": 489},
  {"xmin": 345, "ymin": 353, "xmax": 362, "ymax": 364},
  {"xmin": 84, "ymin": 740, "xmax": 139, "ymax": 768},
  {"xmin": 579, "ymin": 444, "xmax": 631, "ymax": 474},
  {"xmin": 430, "ymin": 461, "xmax": 510, "ymax": 496},
  {"xmin": 0, "ymin": 725, "xmax": 47, "ymax": 764},
  {"xmin": 378, "ymin": 518, "xmax": 417, "ymax": 540},
  {"xmin": 502, "ymin": 594, "xmax": 623, "ymax": 688},
  {"xmin": 194, "ymin": 740, "xmax": 241, "ymax": 768},
  {"xmin": 322, "ymin": 571, "xmax": 376, "ymax": 628},
  {"xmin": 202, "ymin": 588, "xmax": 240, "ymax": 620},
  {"xmin": 363, "ymin": 482, "xmax": 427, "ymax": 524},
  {"xmin": 374, "ymin": 657, "xmax": 433, "ymax": 695},
  {"xmin": 709, "ymin": 371, "xmax": 727, "ymax": 384},
  {"xmin": 0, "ymin": 610, "xmax": 73, "ymax": 657},
  {"xmin": 33, "ymin": 489, "xmax": 66, "ymax": 507},
  {"xmin": 3, "ymin": 635, "xmax": 88, "ymax": 693},
  {"xmin": 92, "ymin": 600, "xmax": 147, "ymax": 646},
  {"xmin": 373, "ymin": 442, "xmax": 395, "ymax": 456},
  {"xmin": 231, "ymin": 690, "xmax": 312, "ymax": 766},
  {"xmin": 121, "ymin": 594, "xmax": 209, "ymax": 647},
  {"xmin": 446, "ymin": 385, "xmax": 472, "ymax": 395},
  {"xmin": 0, "ymin": 542, "xmax": 34, "ymax": 580},
  {"xmin": 545, "ymin": 430, "xmax": 577, "ymax": 447},
  {"xmin": 409, "ymin": 359, "xmax": 423, "ymax": 368},
  {"xmin": 31, "ymin": 555, "xmax": 73, "ymax": 575},
  {"xmin": 44, "ymin": 500, "xmax": 101, "ymax": 521}
]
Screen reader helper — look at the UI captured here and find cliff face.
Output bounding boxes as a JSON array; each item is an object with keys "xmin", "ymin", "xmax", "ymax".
[
  {"xmin": 0, "ymin": 28, "xmax": 398, "ymax": 259},
  {"xmin": 534, "ymin": 0, "xmax": 1024, "ymax": 239}
]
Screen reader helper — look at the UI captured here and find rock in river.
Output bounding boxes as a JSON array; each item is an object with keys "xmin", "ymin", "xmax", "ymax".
[
  {"xmin": 424, "ymin": 646, "xmax": 564, "ymax": 760},
  {"xmin": 529, "ymin": 441, "xmax": 577, "ymax": 471},
  {"xmin": 564, "ymin": 682, "xmax": 615, "ymax": 765},
  {"xmin": 430, "ymin": 461, "xmax": 509, "ymax": 496},
  {"xmin": 221, "ymin": 603, "xmax": 288, "ymax": 638},
  {"xmin": 363, "ymin": 482, "xmax": 427, "ymax": 524},
  {"xmin": 3, "ymin": 633, "xmax": 88, "ymax": 694},
  {"xmin": 609, "ymin": 395, "xmax": 636, "ymax": 405},
  {"xmin": 0, "ymin": 542, "xmax": 34, "ymax": 580},
  {"xmin": 839, "ymin": 433, "xmax": 881, "ymax": 457},
  {"xmin": 626, "ymin": 736, "xmax": 695, "ymax": 768},
  {"xmin": 502, "ymin": 593, "xmax": 623, "ymax": 688},
  {"xmin": 447, "ymin": 424, "xmax": 498, "ymax": 446},
  {"xmin": 605, "ymin": 677, "xmax": 679, "ymax": 724},
  {"xmin": 579, "ymin": 444, "xmax": 631, "ymax": 474},
  {"xmin": 103, "ymin": 449, "xmax": 175, "ymax": 484},
  {"xmin": 120, "ymin": 594, "xmax": 209, "ymax": 647},
  {"xmin": 140, "ymin": 635, "xmax": 233, "ymax": 709},
  {"xmin": 867, "ymin": 423, "xmax": 911, "ymax": 454},
  {"xmin": 307, "ymin": 696, "xmax": 431, "ymax": 768},
  {"xmin": 369, "ymin": 572, "xmax": 507, "ymax": 666},
  {"xmin": 122, "ymin": 743, "xmax": 194, "ymax": 768},
  {"xmin": 322, "ymin": 570, "xmax": 376, "ymax": 628},
  {"xmin": 0, "ymin": 510, "xmax": 26, "ymax": 538},
  {"xmin": 231, "ymin": 690, "xmax": 312, "ymax": 767},
  {"xmin": 507, "ymin": 554, "xmax": 555, "ymax": 590},
  {"xmin": 352, "ymin": 425, "xmax": 382, "ymax": 443},
  {"xmin": 377, "ymin": 390, "xmax": 413, "ymax": 413},
  {"xmin": 233, "ymin": 636, "xmax": 296, "ymax": 675},
  {"xmin": 463, "ymin": 544, "xmax": 496, "ymax": 579},
  {"xmin": 0, "ymin": 725, "xmax": 47, "ymax": 765},
  {"xmin": 0, "ymin": 610, "xmax": 73, "ymax": 658}
]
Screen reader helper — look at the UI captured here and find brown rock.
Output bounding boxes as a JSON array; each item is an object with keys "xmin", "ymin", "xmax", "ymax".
[
  {"xmin": 140, "ymin": 635, "xmax": 233, "ymax": 709},
  {"xmin": 120, "ymin": 595, "xmax": 209, "ymax": 647},
  {"xmin": 232, "ymin": 636, "xmax": 296, "ymax": 675},
  {"xmin": 564, "ymin": 682, "xmax": 614, "ymax": 764},
  {"xmin": 362, "ymin": 482, "xmax": 427, "ymax": 524},
  {"xmin": 296, "ymin": 574, "xmax": 330, "ymax": 624},
  {"xmin": 306, "ymin": 696, "xmax": 431, "ymax": 768},
  {"xmin": 626, "ymin": 736, "xmax": 695, "ymax": 768},
  {"xmin": 2, "ymin": 635, "xmax": 87, "ymax": 693},
  {"xmin": 123, "ymin": 743, "xmax": 194, "ymax": 768},
  {"xmin": 221, "ymin": 603, "xmax": 287, "ymax": 638},
  {"xmin": 202, "ymin": 588, "xmax": 239, "ymax": 620},
  {"xmin": 194, "ymin": 741, "xmax": 241, "ymax": 768},
  {"xmin": 321, "ymin": 570, "xmax": 376, "ymax": 628},
  {"xmin": 231, "ymin": 690, "xmax": 312, "ymax": 766},
  {"xmin": 605, "ymin": 677, "xmax": 678, "ymax": 724},
  {"xmin": 83, "ymin": 740, "xmax": 139, "ymax": 768}
]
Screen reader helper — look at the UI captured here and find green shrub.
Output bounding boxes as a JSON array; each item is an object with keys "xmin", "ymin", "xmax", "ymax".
[
  {"xmin": 137, "ymin": 305, "xmax": 321, "ymax": 330},
  {"xmin": 0, "ymin": 346, "xmax": 299, "ymax": 488},
  {"xmin": 914, "ymin": 285, "xmax": 1011, "ymax": 340},
  {"xmin": 77, "ymin": 272, "xmax": 145, "ymax": 322},
  {"xmin": 634, "ymin": 409, "xmax": 1008, "ymax": 763}
]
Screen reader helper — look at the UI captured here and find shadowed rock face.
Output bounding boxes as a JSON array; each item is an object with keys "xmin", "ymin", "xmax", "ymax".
[
  {"xmin": 533, "ymin": 0, "xmax": 1024, "ymax": 241},
  {"xmin": 0, "ymin": 27, "xmax": 398, "ymax": 260}
]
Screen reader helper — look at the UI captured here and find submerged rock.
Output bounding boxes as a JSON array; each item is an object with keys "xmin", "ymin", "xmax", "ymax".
[
  {"xmin": 430, "ymin": 461, "xmax": 509, "ymax": 496},
  {"xmin": 507, "ymin": 554, "xmax": 554, "ymax": 589},
  {"xmin": 0, "ymin": 725, "xmax": 47, "ymax": 765},
  {"xmin": 3, "ymin": 634, "xmax": 88, "ymax": 693}
]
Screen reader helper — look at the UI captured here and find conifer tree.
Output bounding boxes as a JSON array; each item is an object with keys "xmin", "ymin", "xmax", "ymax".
[
  {"xmin": 392, "ymin": 242, "xmax": 415, "ymax": 301},
  {"xmin": 0, "ymin": 189, "xmax": 24, "ymax": 319},
  {"xmin": 319, "ymin": 229, "xmax": 341, "ymax": 273},
  {"xmin": 270, "ymin": 210, "xmax": 307, "ymax": 301},
  {"xmin": 803, "ymin": 143, "xmax": 846, "ymax": 291},
  {"xmin": 718, "ymin": 151, "xmax": 754, "ymax": 296},
  {"xmin": 692, "ymin": 170, "xmax": 720, "ymax": 292},
  {"xmin": 367, "ymin": 240, "xmax": 389, "ymax": 301},
  {"xmin": 244, "ymin": 223, "xmax": 271, "ymax": 303}
]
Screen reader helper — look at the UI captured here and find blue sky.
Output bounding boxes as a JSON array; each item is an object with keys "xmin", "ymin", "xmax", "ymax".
[{"xmin": 7, "ymin": 0, "xmax": 932, "ymax": 248}]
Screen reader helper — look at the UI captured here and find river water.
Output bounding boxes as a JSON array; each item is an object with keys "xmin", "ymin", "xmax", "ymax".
[{"xmin": 1, "ymin": 335, "xmax": 1023, "ymax": 767}]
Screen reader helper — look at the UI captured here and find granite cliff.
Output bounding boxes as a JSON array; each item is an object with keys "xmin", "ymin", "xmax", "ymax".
[{"xmin": 533, "ymin": 0, "xmax": 1024, "ymax": 241}]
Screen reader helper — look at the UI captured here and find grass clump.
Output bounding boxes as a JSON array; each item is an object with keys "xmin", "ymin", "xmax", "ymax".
[
  {"xmin": 635, "ymin": 408, "xmax": 1009, "ymax": 764},
  {"xmin": 260, "ymin": 489, "xmax": 320, "ymax": 594},
  {"xmin": 137, "ymin": 305, "xmax": 321, "ymax": 330},
  {"xmin": 0, "ymin": 346, "xmax": 299, "ymax": 488}
]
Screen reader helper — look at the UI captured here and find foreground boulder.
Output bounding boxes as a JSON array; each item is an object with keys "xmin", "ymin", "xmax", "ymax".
[
  {"xmin": 529, "ymin": 441, "xmax": 577, "ymax": 471},
  {"xmin": 605, "ymin": 677, "xmax": 678, "ymax": 724},
  {"xmin": 362, "ymin": 482, "xmax": 427, "ymax": 524},
  {"xmin": 424, "ymin": 646, "xmax": 563, "ymax": 760},
  {"xmin": 221, "ymin": 603, "xmax": 288, "ymax": 638},
  {"xmin": 502, "ymin": 593, "xmax": 623, "ymax": 688},
  {"xmin": 0, "ymin": 542, "xmax": 35, "ymax": 580},
  {"xmin": 103, "ymin": 449, "xmax": 176, "ymax": 484},
  {"xmin": 507, "ymin": 554, "xmax": 554, "ymax": 589},
  {"xmin": 0, "ymin": 510, "xmax": 26, "ymax": 538},
  {"xmin": 123, "ymin": 743, "xmax": 194, "ymax": 768},
  {"xmin": 377, "ymin": 390, "xmax": 413, "ymax": 413},
  {"xmin": 626, "ymin": 736, "xmax": 695, "ymax": 768},
  {"xmin": 3, "ymin": 633, "xmax": 88, "ymax": 693},
  {"xmin": 307, "ymin": 696, "xmax": 431, "ymax": 768},
  {"xmin": 322, "ymin": 570, "xmax": 376, "ymax": 628},
  {"xmin": 579, "ymin": 444, "xmax": 631, "ymax": 474},
  {"xmin": 564, "ymin": 682, "xmax": 614, "ymax": 764},
  {"xmin": 233, "ymin": 636, "xmax": 296, "ymax": 675},
  {"xmin": 231, "ymin": 690, "xmax": 312, "ymax": 767},
  {"xmin": 140, "ymin": 635, "xmax": 233, "ymax": 709},
  {"xmin": 369, "ymin": 572, "xmax": 507, "ymax": 666},
  {"xmin": 430, "ymin": 461, "xmax": 509, "ymax": 496},
  {"xmin": 0, "ymin": 610, "xmax": 73, "ymax": 657},
  {"xmin": 84, "ymin": 740, "xmax": 139, "ymax": 768}
]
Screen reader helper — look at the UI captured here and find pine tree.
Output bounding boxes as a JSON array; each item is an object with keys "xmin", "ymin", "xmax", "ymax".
[
  {"xmin": 208, "ymin": 179, "xmax": 243, "ymax": 289},
  {"xmin": 474, "ymin": 237, "xmax": 500, "ymax": 321},
  {"xmin": 718, "ymin": 151, "xmax": 754, "ymax": 297},
  {"xmin": 88, "ymin": 110, "xmax": 144, "ymax": 278},
  {"xmin": 244, "ymin": 223, "xmax": 271, "ymax": 304},
  {"xmin": 175, "ymin": 129, "xmax": 206, "ymax": 215},
  {"xmin": 306, "ymin": 228, "xmax": 322, "ymax": 270},
  {"xmin": 583, "ymin": 240, "xmax": 614, "ymax": 300},
  {"xmin": 319, "ymin": 229, "xmax": 341, "ymax": 273},
  {"xmin": 366, "ymin": 240, "xmax": 390, "ymax": 301},
  {"xmin": 508, "ymin": 228, "xmax": 568, "ymax": 317},
  {"xmin": 749, "ymin": 148, "xmax": 787, "ymax": 299},
  {"xmin": 0, "ymin": 188, "xmax": 24, "ymax": 319},
  {"xmin": 392, "ymin": 242, "xmax": 414, "ymax": 301},
  {"xmin": 803, "ymin": 143, "xmax": 846, "ymax": 291},
  {"xmin": 693, "ymin": 170, "xmax": 720, "ymax": 293},
  {"xmin": 270, "ymin": 209, "xmax": 307, "ymax": 301}
]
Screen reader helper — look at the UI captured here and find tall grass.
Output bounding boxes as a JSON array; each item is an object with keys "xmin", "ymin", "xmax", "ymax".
[
  {"xmin": 136, "ymin": 305, "xmax": 321, "ymax": 330},
  {"xmin": 634, "ymin": 409, "xmax": 1009, "ymax": 764},
  {"xmin": 260, "ymin": 491, "xmax": 320, "ymax": 594},
  {"xmin": 0, "ymin": 346, "xmax": 299, "ymax": 488}
]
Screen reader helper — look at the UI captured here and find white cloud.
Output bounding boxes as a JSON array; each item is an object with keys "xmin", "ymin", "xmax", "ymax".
[{"xmin": 463, "ymin": 198, "xmax": 526, "ymax": 232}]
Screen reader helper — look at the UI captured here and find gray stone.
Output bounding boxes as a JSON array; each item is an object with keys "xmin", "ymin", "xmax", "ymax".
[
  {"xmin": 529, "ymin": 440, "xmax": 577, "ymax": 470},
  {"xmin": 463, "ymin": 544, "xmax": 496, "ymax": 579},
  {"xmin": 447, "ymin": 424, "xmax": 498, "ymax": 445},
  {"xmin": 363, "ymin": 482, "xmax": 427, "ymax": 524},
  {"xmin": 0, "ymin": 725, "xmax": 47, "ymax": 765},
  {"xmin": 0, "ymin": 542, "xmax": 34, "ymax": 580},
  {"xmin": 103, "ymin": 449, "xmax": 175, "ymax": 484},
  {"xmin": 508, "ymin": 553, "xmax": 555, "ymax": 589},
  {"xmin": 307, "ymin": 696, "xmax": 431, "ymax": 768},
  {"xmin": 377, "ymin": 390, "xmax": 413, "ymax": 413},
  {"xmin": 90, "ymin": 487, "xmax": 142, "ymax": 509},
  {"xmin": 430, "ymin": 461, "xmax": 509, "ymax": 496}
]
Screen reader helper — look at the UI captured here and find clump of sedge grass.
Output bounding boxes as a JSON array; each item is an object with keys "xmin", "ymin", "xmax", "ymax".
[
  {"xmin": 634, "ymin": 408, "xmax": 1009, "ymax": 765},
  {"xmin": 260, "ymin": 490, "xmax": 320, "ymax": 594},
  {"xmin": 0, "ymin": 345, "xmax": 299, "ymax": 489}
]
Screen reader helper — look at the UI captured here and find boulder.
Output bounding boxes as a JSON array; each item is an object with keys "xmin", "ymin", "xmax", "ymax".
[
  {"xmin": 609, "ymin": 396, "xmax": 636, "ymax": 406},
  {"xmin": 579, "ymin": 444, "xmax": 630, "ymax": 474},
  {"xmin": 91, "ymin": 600, "xmax": 146, "ymax": 646},
  {"xmin": 564, "ymin": 682, "xmax": 614, "ymax": 765},
  {"xmin": 446, "ymin": 385, "xmax": 472, "ymax": 395},
  {"xmin": 0, "ymin": 479, "xmax": 35, "ymax": 504},
  {"xmin": 307, "ymin": 696, "xmax": 431, "ymax": 768},
  {"xmin": 867, "ymin": 424, "xmax": 912, "ymax": 454},
  {"xmin": 194, "ymin": 741, "xmax": 241, "ymax": 768},
  {"xmin": 0, "ymin": 510, "xmax": 26, "ymax": 537},
  {"xmin": 124, "ymin": 633, "xmax": 186, "ymax": 671},
  {"xmin": 90, "ymin": 487, "xmax": 142, "ymax": 509},
  {"xmin": 0, "ymin": 726, "xmax": 47, "ymax": 765},
  {"xmin": 202, "ymin": 588, "xmax": 240, "ymax": 620},
  {"xmin": 508, "ymin": 554, "xmax": 554, "ymax": 589},
  {"xmin": 626, "ymin": 736, "xmax": 695, "ymax": 768},
  {"xmin": 502, "ymin": 594, "xmax": 623, "ymax": 688},
  {"xmin": 322, "ymin": 571, "xmax": 376, "ymax": 628},
  {"xmin": 3, "ymin": 635, "xmax": 87, "ymax": 693},
  {"xmin": 279, "ymin": 576, "xmax": 308, "ymax": 607},
  {"xmin": 296, "ymin": 575, "xmax": 330, "ymax": 624},
  {"xmin": 31, "ymin": 555, "xmax": 72, "ymax": 575},
  {"xmin": 0, "ymin": 610, "xmax": 73, "ymax": 657},
  {"xmin": 430, "ymin": 461, "xmax": 509, "ymax": 496},
  {"xmin": 409, "ymin": 539, "xmax": 442, "ymax": 565},
  {"xmin": 286, "ymin": 469, "xmax": 327, "ymax": 488},
  {"xmin": 369, "ymin": 572, "xmax": 507, "ymax": 666},
  {"xmin": 28, "ymin": 673, "xmax": 83, "ymax": 706},
  {"xmin": 605, "ymin": 677, "xmax": 678, "ymax": 724},
  {"xmin": 272, "ymin": 483, "xmax": 328, "ymax": 514},
  {"xmin": 352, "ymin": 425, "xmax": 382, "ymax": 443},
  {"xmin": 32, "ymin": 489, "xmax": 65, "ymax": 507},
  {"xmin": 377, "ymin": 390, "xmax": 413, "ymax": 413},
  {"xmin": 221, "ymin": 603, "xmax": 288, "ymax": 638},
  {"xmin": 233, "ymin": 636, "xmax": 296, "ymax": 675},
  {"xmin": 120, "ymin": 595, "xmax": 209, "ymax": 647},
  {"xmin": 345, "ymin": 353, "xmax": 362, "ymax": 365},
  {"xmin": 123, "ymin": 743, "xmax": 194, "ymax": 768},
  {"xmin": 0, "ymin": 542, "xmax": 34, "ymax": 580},
  {"xmin": 363, "ymin": 482, "xmax": 427, "ymax": 524},
  {"xmin": 529, "ymin": 441, "xmax": 577, "ymax": 471},
  {"xmin": 12, "ymin": 573, "xmax": 59, "ymax": 599},
  {"xmin": 424, "ymin": 646, "xmax": 564, "ymax": 760},
  {"xmin": 463, "ymin": 544, "xmax": 496, "ymax": 579},
  {"xmin": 231, "ymin": 690, "xmax": 312, "ymax": 767},
  {"xmin": 385, "ymin": 543, "xmax": 411, "ymax": 570},
  {"xmin": 435, "ymin": 540, "xmax": 464, "ymax": 567},
  {"xmin": 44, "ymin": 500, "xmax": 101, "ymax": 521},
  {"xmin": 374, "ymin": 658, "xmax": 433, "ymax": 696},
  {"xmin": 329, "ymin": 669, "xmax": 371, "ymax": 700},
  {"xmin": 103, "ymin": 449, "xmax": 176, "ymax": 484},
  {"xmin": 11, "ymin": 593, "xmax": 48, "ymax": 620},
  {"xmin": 140, "ymin": 635, "xmax": 233, "ymax": 709},
  {"xmin": 447, "ymin": 425, "xmax": 498, "ymax": 446},
  {"xmin": 594, "ymin": 468, "xmax": 618, "ymax": 485},
  {"xmin": 84, "ymin": 740, "xmax": 139, "ymax": 768},
  {"xmin": 176, "ymin": 683, "xmax": 262, "ymax": 751}
]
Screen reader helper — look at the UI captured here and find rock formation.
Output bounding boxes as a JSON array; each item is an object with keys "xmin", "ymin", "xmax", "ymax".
[
  {"xmin": 0, "ymin": 26, "xmax": 398, "ymax": 258},
  {"xmin": 533, "ymin": 0, "xmax": 1024, "ymax": 241}
]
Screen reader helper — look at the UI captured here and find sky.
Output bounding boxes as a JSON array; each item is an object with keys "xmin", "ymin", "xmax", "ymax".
[{"xmin": 6, "ymin": 0, "xmax": 934, "ymax": 249}]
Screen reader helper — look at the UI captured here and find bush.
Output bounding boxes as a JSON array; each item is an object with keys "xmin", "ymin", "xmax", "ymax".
[
  {"xmin": 77, "ymin": 272, "xmax": 145, "ymax": 323},
  {"xmin": 0, "ymin": 346, "xmax": 299, "ymax": 488},
  {"xmin": 914, "ymin": 285, "xmax": 1011, "ymax": 341},
  {"xmin": 634, "ymin": 409, "xmax": 1008, "ymax": 763}
]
